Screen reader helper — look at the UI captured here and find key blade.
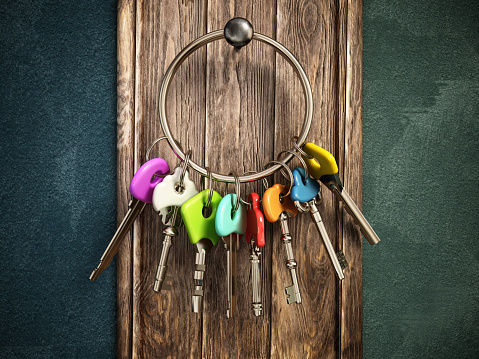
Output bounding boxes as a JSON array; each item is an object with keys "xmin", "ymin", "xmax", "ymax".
[
  {"xmin": 90, "ymin": 198, "xmax": 146, "ymax": 282},
  {"xmin": 308, "ymin": 201, "xmax": 345, "ymax": 281},
  {"xmin": 285, "ymin": 285, "xmax": 298, "ymax": 304},
  {"xmin": 226, "ymin": 234, "xmax": 238, "ymax": 318},
  {"xmin": 333, "ymin": 188, "xmax": 381, "ymax": 245}
]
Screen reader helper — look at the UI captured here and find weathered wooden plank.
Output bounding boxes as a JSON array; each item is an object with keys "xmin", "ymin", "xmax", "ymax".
[
  {"xmin": 202, "ymin": 2, "xmax": 275, "ymax": 358},
  {"xmin": 132, "ymin": 1, "xmax": 206, "ymax": 358},
  {"xmin": 339, "ymin": 0, "xmax": 363, "ymax": 357},
  {"xmin": 117, "ymin": 0, "xmax": 136, "ymax": 358},
  {"xmin": 272, "ymin": 1, "xmax": 341, "ymax": 358}
]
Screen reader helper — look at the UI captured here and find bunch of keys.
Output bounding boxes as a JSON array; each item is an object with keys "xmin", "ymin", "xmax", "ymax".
[
  {"xmin": 262, "ymin": 162, "xmax": 302, "ymax": 304},
  {"xmin": 215, "ymin": 176, "xmax": 246, "ymax": 318},
  {"xmin": 301, "ymin": 142, "xmax": 381, "ymax": 246},
  {"xmin": 151, "ymin": 156, "xmax": 199, "ymax": 292},
  {"xmin": 181, "ymin": 170, "xmax": 223, "ymax": 313},
  {"xmin": 90, "ymin": 157, "xmax": 170, "ymax": 282}
]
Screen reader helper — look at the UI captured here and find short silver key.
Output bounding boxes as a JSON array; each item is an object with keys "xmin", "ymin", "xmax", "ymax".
[
  {"xmin": 250, "ymin": 241, "xmax": 262, "ymax": 316},
  {"xmin": 151, "ymin": 167, "xmax": 199, "ymax": 292},
  {"xmin": 278, "ymin": 212, "xmax": 302, "ymax": 304}
]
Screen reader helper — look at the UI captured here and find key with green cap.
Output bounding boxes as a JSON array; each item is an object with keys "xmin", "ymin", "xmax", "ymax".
[{"xmin": 181, "ymin": 189, "xmax": 223, "ymax": 313}]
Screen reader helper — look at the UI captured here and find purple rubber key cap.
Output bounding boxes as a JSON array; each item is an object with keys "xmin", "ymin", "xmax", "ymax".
[
  {"xmin": 90, "ymin": 158, "xmax": 170, "ymax": 281},
  {"xmin": 130, "ymin": 158, "xmax": 170, "ymax": 203}
]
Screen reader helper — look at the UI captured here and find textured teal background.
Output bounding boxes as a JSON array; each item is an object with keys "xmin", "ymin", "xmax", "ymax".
[
  {"xmin": 363, "ymin": 1, "xmax": 479, "ymax": 358},
  {"xmin": 0, "ymin": 1, "xmax": 478, "ymax": 358}
]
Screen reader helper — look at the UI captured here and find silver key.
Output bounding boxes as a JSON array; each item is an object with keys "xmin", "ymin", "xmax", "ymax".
[
  {"xmin": 250, "ymin": 241, "xmax": 262, "ymax": 316},
  {"xmin": 151, "ymin": 167, "xmax": 198, "ymax": 292},
  {"xmin": 90, "ymin": 158, "xmax": 170, "ymax": 282},
  {"xmin": 322, "ymin": 174, "xmax": 380, "ymax": 245},
  {"xmin": 192, "ymin": 239, "xmax": 213, "ymax": 313},
  {"xmin": 278, "ymin": 212, "xmax": 302, "ymax": 304},
  {"xmin": 223, "ymin": 233, "xmax": 239, "ymax": 318},
  {"xmin": 297, "ymin": 197, "xmax": 348, "ymax": 280},
  {"xmin": 153, "ymin": 207, "xmax": 181, "ymax": 291}
]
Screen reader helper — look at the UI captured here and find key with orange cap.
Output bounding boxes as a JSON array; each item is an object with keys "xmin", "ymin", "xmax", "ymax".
[
  {"xmin": 263, "ymin": 184, "xmax": 301, "ymax": 304},
  {"xmin": 301, "ymin": 142, "xmax": 381, "ymax": 245}
]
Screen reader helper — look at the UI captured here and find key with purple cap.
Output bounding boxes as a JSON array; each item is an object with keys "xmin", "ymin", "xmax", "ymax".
[{"xmin": 89, "ymin": 158, "xmax": 170, "ymax": 281}]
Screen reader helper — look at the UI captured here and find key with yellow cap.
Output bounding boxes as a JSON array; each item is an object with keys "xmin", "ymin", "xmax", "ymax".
[{"xmin": 302, "ymin": 142, "xmax": 381, "ymax": 245}]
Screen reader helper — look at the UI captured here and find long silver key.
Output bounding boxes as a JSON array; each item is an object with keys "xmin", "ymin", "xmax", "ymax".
[
  {"xmin": 90, "ymin": 158, "xmax": 169, "ymax": 282},
  {"xmin": 263, "ymin": 183, "xmax": 302, "ymax": 304},
  {"xmin": 151, "ymin": 167, "xmax": 198, "ymax": 292},
  {"xmin": 291, "ymin": 167, "xmax": 348, "ymax": 280},
  {"xmin": 180, "ymin": 189, "xmax": 223, "ymax": 313},
  {"xmin": 250, "ymin": 242, "xmax": 262, "ymax": 316},
  {"xmin": 302, "ymin": 142, "xmax": 381, "ymax": 245},
  {"xmin": 215, "ymin": 193, "xmax": 246, "ymax": 318},
  {"xmin": 245, "ymin": 192, "xmax": 265, "ymax": 316}
]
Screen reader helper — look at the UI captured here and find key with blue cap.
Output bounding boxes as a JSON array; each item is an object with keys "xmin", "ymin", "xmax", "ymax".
[{"xmin": 291, "ymin": 167, "xmax": 348, "ymax": 280}]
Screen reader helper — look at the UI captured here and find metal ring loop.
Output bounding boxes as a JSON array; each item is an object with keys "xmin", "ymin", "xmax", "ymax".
[
  {"xmin": 263, "ymin": 160, "xmax": 294, "ymax": 197},
  {"xmin": 292, "ymin": 136, "xmax": 314, "ymax": 159},
  {"xmin": 277, "ymin": 149, "xmax": 310, "ymax": 181},
  {"xmin": 228, "ymin": 172, "xmax": 241, "ymax": 213},
  {"xmin": 145, "ymin": 136, "xmax": 169, "ymax": 162},
  {"xmin": 176, "ymin": 150, "xmax": 191, "ymax": 192},
  {"xmin": 159, "ymin": 25, "xmax": 313, "ymax": 184},
  {"xmin": 242, "ymin": 170, "xmax": 268, "ymax": 202},
  {"xmin": 201, "ymin": 167, "xmax": 214, "ymax": 208}
]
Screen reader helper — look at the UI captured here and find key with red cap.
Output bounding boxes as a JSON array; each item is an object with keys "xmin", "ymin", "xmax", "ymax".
[
  {"xmin": 89, "ymin": 158, "xmax": 170, "ymax": 281},
  {"xmin": 245, "ymin": 193, "xmax": 265, "ymax": 316}
]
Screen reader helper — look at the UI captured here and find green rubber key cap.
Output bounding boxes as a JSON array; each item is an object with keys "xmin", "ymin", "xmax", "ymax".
[{"xmin": 181, "ymin": 189, "xmax": 223, "ymax": 313}]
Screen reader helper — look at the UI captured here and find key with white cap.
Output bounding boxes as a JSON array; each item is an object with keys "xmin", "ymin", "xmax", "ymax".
[
  {"xmin": 151, "ymin": 167, "xmax": 199, "ymax": 292},
  {"xmin": 262, "ymin": 184, "xmax": 301, "ymax": 304},
  {"xmin": 89, "ymin": 158, "xmax": 170, "ymax": 282}
]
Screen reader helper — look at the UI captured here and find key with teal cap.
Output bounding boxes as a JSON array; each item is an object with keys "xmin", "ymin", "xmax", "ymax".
[
  {"xmin": 181, "ymin": 189, "xmax": 223, "ymax": 313},
  {"xmin": 301, "ymin": 142, "xmax": 381, "ymax": 245},
  {"xmin": 291, "ymin": 167, "xmax": 348, "ymax": 281},
  {"xmin": 215, "ymin": 193, "xmax": 246, "ymax": 318},
  {"xmin": 90, "ymin": 157, "xmax": 170, "ymax": 282}
]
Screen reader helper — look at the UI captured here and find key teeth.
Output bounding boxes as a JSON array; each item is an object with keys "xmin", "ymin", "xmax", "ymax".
[
  {"xmin": 153, "ymin": 275, "xmax": 173, "ymax": 292},
  {"xmin": 285, "ymin": 285, "xmax": 299, "ymax": 304},
  {"xmin": 337, "ymin": 250, "xmax": 349, "ymax": 270},
  {"xmin": 252, "ymin": 303, "xmax": 263, "ymax": 316}
]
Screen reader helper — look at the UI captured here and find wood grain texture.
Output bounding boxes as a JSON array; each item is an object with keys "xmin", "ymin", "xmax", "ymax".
[
  {"xmin": 339, "ymin": 1, "xmax": 363, "ymax": 358},
  {"xmin": 117, "ymin": 1, "xmax": 136, "ymax": 358},
  {"xmin": 117, "ymin": 1, "xmax": 363, "ymax": 358},
  {"xmin": 202, "ymin": 1, "xmax": 275, "ymax": 358}
]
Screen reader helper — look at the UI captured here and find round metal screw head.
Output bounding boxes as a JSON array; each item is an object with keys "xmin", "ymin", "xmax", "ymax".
[{"xmin": 224, "ymin": 18, "xmax": 254, "ymax": 48}]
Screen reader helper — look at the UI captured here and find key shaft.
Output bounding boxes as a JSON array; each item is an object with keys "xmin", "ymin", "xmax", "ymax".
[
  {"xmin": 332, "ymin": 186, "xmax": 380, "ymax": 245},
  {"xmin": 153, "ymin": 206, "xmax": 180, "ymax": 292},
  {"xmin": 279, "ymin": 213, "xmax": 302, "ymax": 304},
  {"xmin": 90, "ymin": 198, "xmax": 146, "ymax": 282},
  {"xmin": 250, "ymin": 244, "xmax": 262, "ymax": 316},
  {"xmin": 192, "ymin": 239, "xmax": 212, "ymax": 313},
  {"xmin": 224, "ymin": 234, "xmax": 238, "ymax": 318},
  {"xmin": 308, "ymin": 200, "xmax": 346, "ymax": 280}
]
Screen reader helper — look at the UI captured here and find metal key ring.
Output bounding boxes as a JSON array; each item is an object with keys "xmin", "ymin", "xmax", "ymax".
[
  {"xmin": 159, "ymin": 18, "xmax": 313, "ymax": 184},
  {"xmin": 292, "ymin": 136, "xmax": 314, "ymax": 159},
  {"xmin": 176, "ymin": 150, "xmax": 191, "ymax": 192},
  {"xmin": 263, "ymin": 160, "xmax": 295, "ymax": 197},
  {"xmin": 228, "ymin": 172, "xmax": 241, "ymax": 213},
  {"xmin": 277, "ymin": 149, "xmax": 311, "ymax": 181},
  {"xmin": 201, "ymin": 167, "xmax": 214, "ymax": 208}
]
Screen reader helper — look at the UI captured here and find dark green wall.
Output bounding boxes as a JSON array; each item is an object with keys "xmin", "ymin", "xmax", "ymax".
[
  {"xmin": 363, "ymin": 1, "xmax": 479, "ymax": 357},
  {"xmin": 0, "ymin": 1, "xmax": 477, "ymax": 358}
]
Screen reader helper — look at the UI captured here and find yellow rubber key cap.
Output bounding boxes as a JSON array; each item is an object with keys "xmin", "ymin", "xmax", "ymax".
[{"xmin": 302, "ymin": 142, "xmax": 339, "ymax": 179}]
